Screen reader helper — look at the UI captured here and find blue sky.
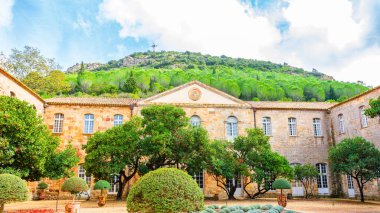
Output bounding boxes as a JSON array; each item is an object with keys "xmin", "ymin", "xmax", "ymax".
[{"xmin": 0, "ymin": 0, "xmax": 380, "ymax": 85}]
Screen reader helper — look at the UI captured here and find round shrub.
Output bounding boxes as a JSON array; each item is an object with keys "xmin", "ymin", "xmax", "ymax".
[
  {"xmin": 127, "ymin": 168, "xmax": 204, "ymax": 213},
  {"xmin": 0, "ymin": 174, "xmax": 28, "ymax": 205},
  {"xmin": 93, "ymin": 180, "xmax": 111, "ymax": 190},
  {"xmin": 272, "ymin": 178, "xmax": 291, "ymax": 189},
  {"xmin": 61, "ymin": 177, "xmax": 89, "ymax": 195},
  {"xmin": 37, "ymin": 182, "xmax": 48, "ymax": 190}
]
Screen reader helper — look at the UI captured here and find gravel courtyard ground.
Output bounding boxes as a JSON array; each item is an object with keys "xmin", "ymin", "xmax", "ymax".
[{"xmin": 5, "ymin": 198, "xmax": 380, "ymax": 213}]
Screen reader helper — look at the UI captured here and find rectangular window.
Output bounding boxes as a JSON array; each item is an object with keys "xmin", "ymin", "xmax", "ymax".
[
  {"xmin": 84, "ymin": 114, "xmax": 94, "ymax": 134},
  {"xmin": 338, "ymin": 114, "xmax": 345, "ymax": 134},
  {"xmin": 53, "ymin": 113, "xmax": 64, "ymax": 133},
  {"xmin": 360, "ymin": 107, "xmax": 368, "ymax": 128},
  {"xmin": 262, "ymin": 117, "xmax": 272, "ymax": 136},
  {"xmin": 226, "ymin": 175, "xmax": 242, "ymax": 189},
  {"xmin": 316, "ymin": 163, "xmax": 328, "ymax": 189},
  {"xmin": 192, "ymin": 171, "xmax": 204, "ymax": 189},
  {"xmin": 288, "ymin": 117, "xmax": 297, "ymax": 136},
  {"xmin": 78, "ymin": 165, "xmax": 91, "ymax": 185},
  {"xmin": 313, "ymin": 118, "xmax": 322, "ymax": 137},
  {"xmin": 226, "ymin": 116, "xmax": 238, "ymax": 141},
  {"xmin": 108, "ymin": 175, "xmax": 119, "ymax": 193},
  {"xmin": 114, "ymin": 114, "xmax": 123, "ymax": 126}
]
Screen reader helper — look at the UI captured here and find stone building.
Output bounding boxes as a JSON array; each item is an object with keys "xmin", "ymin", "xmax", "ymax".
[
  {"xmin": 1, "ymin": 67, "xmax": 379, "ymax": 199},
  {"xmin": 0, "ymin": 67, "xmax": 44, "ymax": 114}
]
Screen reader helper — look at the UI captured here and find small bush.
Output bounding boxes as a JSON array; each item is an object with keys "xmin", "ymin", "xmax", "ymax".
[
  {"xmin": 61, "ymin": 177, "xmax": 88, "ymax": 195},
  {"xmin": 271, "ymin": 205, "xmax": 284, "ymax": 213},
  {"xmin": 285, "ymin": 210, "xmax": 296, "ymax": 213},
  {"xmin": 0, "ymin": 174, "xmax": 28, "ymax": 205},
  {"xmin": 127, "ymin": 168, "xmax": 204, "ymax": 213},
  {"xmin": 93, "ymin": 180, "xmax": 111, "ymax": 190},
  {"xmin": 37, "ymin": 182, "xmax": 48, "ymax": 190},
  {"xmin": 247, "ymin": 209, "xmax": 262, "ymax": 213},
  {"xmin": 261, "ymin": 204, "xmax": 273, "ymax": 210},
  {"xmin": 272, "ymin": 178, "xmax": 291, "ymax": 189}
]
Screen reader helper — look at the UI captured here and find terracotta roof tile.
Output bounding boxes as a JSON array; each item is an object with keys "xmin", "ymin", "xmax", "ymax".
[
  {"xmin": 247, "ymin": 101, "xmax": 335, "ymax": 110},
  {"xmin": 46, "ymin": 97, "xmax": 139, "ymax": 106}
]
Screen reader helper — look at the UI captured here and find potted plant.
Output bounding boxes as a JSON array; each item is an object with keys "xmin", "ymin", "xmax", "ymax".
[
  {"xmin": 36, "ymin": 182, "xmax": 48, "ymax": 200},
  {"xmin": 273, "ymin": 178, "xmax": 291, "ymax": 207},
  {"xmin": 93, "ymin": 180, "xmax": 111, "ymax": 207},
  {"xmin": 61, "ymin": 177, "xmax": 89, "ymax": 213}
]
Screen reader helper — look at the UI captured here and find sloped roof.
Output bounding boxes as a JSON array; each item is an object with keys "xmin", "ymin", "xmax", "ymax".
[
  {"xmin": 46, "ymin": 97, "xmax": 139, "ymax": 107},
  {"xmin": 0, "ymin": 67, "xmax": 44, "ymax": 103},
  {"xmin": 247, "ymin": 101, "xmax": 335, "ymax": 110}
]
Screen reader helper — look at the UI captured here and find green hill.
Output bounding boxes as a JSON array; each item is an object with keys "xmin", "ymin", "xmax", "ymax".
[{"xmin": 52, "ymin": 51, "xmax": 368, "ymax": 101}]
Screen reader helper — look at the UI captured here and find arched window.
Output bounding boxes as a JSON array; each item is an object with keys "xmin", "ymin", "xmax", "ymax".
[
  {"xmin": 10, "ymin": 91, "xmax": 15, "ymax": 97},
  {"xmin": 226, "ymin": 116, "xmax": 238, "ymax": 140},
  {"xmin": 262, "ymin": 117, "xmax": 272, "ymax": 136},
  {"xmin": 114, "ymin": 114, "xmax": 123, "ymax": 126},
  {"xmin": 190, "ymin": 115, "xmax": 201, "ymax": 127},
  {"xmin": 313, "ymin": 118, "xmax": 322, "ymax": 136},
  {"xmin": 338, "ymin": 114, "xmax": 345, "ymax": 134},
  {"xmin": 359, "ymin": 106, "xmax": 368, "ymax": 128},
  {"xmin": 316, "ymin": 163, "xmax": 329, "ymax": 194},
  {"xmin": 84, "ymin": 114, "xmax": 94, "ymax": 134},
  {"xmin": 53, "ymin": 113, "xmax": 64, "ymax": 133},
  {"xmin": 288, "ymin": 117, "xmax": 297, "ymax": 136}
]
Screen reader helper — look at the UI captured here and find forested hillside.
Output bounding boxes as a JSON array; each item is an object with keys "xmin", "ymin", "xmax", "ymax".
[{"xmin": 15, "ymin": 50, "xmax": 368, "ymax": 102}]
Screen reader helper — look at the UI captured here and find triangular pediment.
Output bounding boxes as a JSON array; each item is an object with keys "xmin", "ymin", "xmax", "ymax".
[{"xmin": 138, "ymin": 81, "xmax": 249, "ymax": 107}]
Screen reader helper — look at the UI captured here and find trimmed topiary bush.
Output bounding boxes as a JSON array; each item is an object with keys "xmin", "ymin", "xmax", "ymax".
[
  {"xmin": 37, "ymin": 182, "xmax": 48, "ymax": 190},
  {"xmin": 127, "ymin": 168, "xmax": 204, "ymax": 213},
  {"xmin": 93, "ymin": 180, "xmax": 111, "ymax": 190},
  {"xmin": 61, "ymin": 177, "xmax": 88, "ymax": 201},
  {"xmin": 0, "ymin": 174, "xmax": 29, "ymax": 213},
  {"xmin": 272, "ymin": 178, "xmax": 291, "ymax": 189}
]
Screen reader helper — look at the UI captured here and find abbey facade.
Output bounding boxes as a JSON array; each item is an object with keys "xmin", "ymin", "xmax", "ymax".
[{"xmin": 1, "ymin": 67, "xmax": 379, "ymax": 199}]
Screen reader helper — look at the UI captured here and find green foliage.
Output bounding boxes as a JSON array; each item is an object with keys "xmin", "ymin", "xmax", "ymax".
[
  {"xmin": 365, "ymin": 96, "xmax": 380, "ymax": 118},
  {"xmin": 140, "ymin": 105, "xmax": 209, "ymax": 172},
  {"xmin": 61, "ymin": 177, "xmax": 89, "ymax": 195},
  {"xmin": 127, "ymin": 168, "xmax": 204, "ymax": 213},
  {"xmin": 329, "ymin": 137, "xmax": 380, "ymax": 202},
  {"xmin": 28, "ymin": 51, "xmax": 365, "ymax": 101},
  {"xmin": 234, "ymin": 129, "xmax": 293, "ymax": 198},
  {"xmin": 272, "ymin": 178, "xmax": 291, "ymax": 189},
  {"xmin": 207, "ymin": 140, "xmax": 244, "ymax": 200},
  {"xmin": 0, "ymin": 96, "xmax": 78, "ymax": 180},
  {"xmin": 294, "ymin": 164, "xmax": 318, "ymax": 198},
  {"xmin": 37, "ymin": 182, "xmax": 48, "ymax": 190},
  {"xmin": 93, "ymin": 180, "xmax": 111, "ymax": 190},
  {"xmin": 0, "ymin": 174, "xmax": 28, "ymax": 205},
  {"xmin": 83, "ymin": 116, "xmax": 143, "ymax": 200}
]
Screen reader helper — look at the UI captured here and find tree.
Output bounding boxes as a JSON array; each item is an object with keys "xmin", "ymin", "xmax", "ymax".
[
  {"xmin": 83, "ymin": 116, "xmax": 143, "ymax": 200},
  {"xmin": 0, "ymin": 96, "xmax": 78, "ymax": 180},
  {"xmin": 44, "ymin": 70, "xmax": 71, "ymax": 95},
  {"xmin": 207, "ymin": 140, "xmax": 245, "ymax": 200},
  {"xmin": 1, "ymin": 46, "xmax": 60, "ymax": 79},
  {"xmin": 22, "ymin": 72, "xmax": 46, "ymax": 94},
  {"xmin": 140, "ymin": 105, "xmax": 209, "ymax": 171},
  {"xmin": 329, "ymin": 137, "xmax": 380, "ymax": 202},
  {"xmin": 234, "ymin": 128, "xmax": 293, "ymax": 199},
  {"xmin": 123, "ymin": 71, "xmax": 138, "ymax": 93},
  {"xmin": 365, "ymin": 96, "xmax": 380, "ymax": 118},
  {"xmin": 294, "ymin": 164, "xmax": 318, "ymax": 198}
]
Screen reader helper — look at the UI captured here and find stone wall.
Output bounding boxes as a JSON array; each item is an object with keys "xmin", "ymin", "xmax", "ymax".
[
  {"xmin": 330, "ymin": 87, "xmax": 380, "ymax": 198},
  {"xmin": 0, "ymin": 68, "xmax": 44, "ymax": 114}
]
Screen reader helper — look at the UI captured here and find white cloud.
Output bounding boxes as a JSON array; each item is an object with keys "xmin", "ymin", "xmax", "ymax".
[
  {"xmin": 0, "ymin": 0, "xmax": 15, "ymax": 28},
  {"xmin": 73, "ymin": 14, "xmax": 92, "ymax": 36},
  {"xmin": 98, "ymin": 0, "xmax": 380, "ymax": 86},
  {"xmin": 98, "ymin": 0, "xmax": 281, "ymax": 60}
]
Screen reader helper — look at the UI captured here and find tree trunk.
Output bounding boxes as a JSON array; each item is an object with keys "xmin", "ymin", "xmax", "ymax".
[
  {"xmin": 228, "ymin": 186, "xmax": 237, "ymax": 200},
  {"xmin": 355, "ymin": 178, "xmax": 365, "ymax": 202},
  {"xmin": 0, "ymin": 203, "xmax": 4, "ymax": 213},
  {"xmin": 116, "ymin": 176, "xmax": 127, "ymax": 200}
]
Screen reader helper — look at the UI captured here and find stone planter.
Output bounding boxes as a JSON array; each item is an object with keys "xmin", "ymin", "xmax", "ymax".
[
  {"xmin": 97, "ymin": 195, "xmax": 106, "ymax": 207},
  {"xmin": 65, "ymin": 202, "xmax": 81, "ymax": 213},
  {"xmin": 37, "ymin": 189, "xmax": 46, "ymax": 200},
  {"xmin": 277, "ymin": 194, "xmax": 287, "ymax": 207}
]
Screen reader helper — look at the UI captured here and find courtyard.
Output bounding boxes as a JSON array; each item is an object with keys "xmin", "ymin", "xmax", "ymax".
[{"xmin": 5, "ymin": 198, "xmax": 380, "ymax": 213}]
